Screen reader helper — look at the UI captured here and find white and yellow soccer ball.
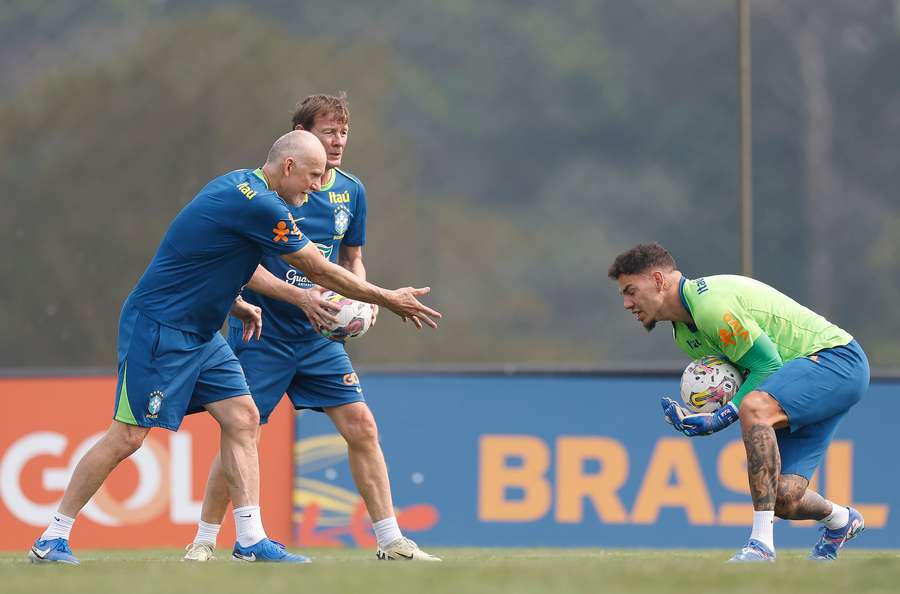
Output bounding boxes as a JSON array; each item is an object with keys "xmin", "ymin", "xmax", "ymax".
[
  {"xmin": 679, "ymin": 355, "xmax": 743, "ymax": 413},
  {"xmin": 317, "ymin": 291, "xmax": 374, "ymax": 341}
]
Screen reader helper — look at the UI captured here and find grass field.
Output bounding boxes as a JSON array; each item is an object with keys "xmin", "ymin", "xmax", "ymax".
[{"xmin": 3, "ymin": 548, "xmax": 899, "ymax": 594}]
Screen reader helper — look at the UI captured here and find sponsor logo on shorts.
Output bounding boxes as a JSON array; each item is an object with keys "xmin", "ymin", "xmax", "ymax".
[
  {"xmin": 342, "ymin": 373, "xmax": 359, "ymax": 386},
  {"xmin": 147, "ymin": 390, "xmax": 164, "ymax": 419}
]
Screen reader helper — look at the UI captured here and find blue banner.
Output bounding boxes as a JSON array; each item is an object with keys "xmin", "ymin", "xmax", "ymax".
[{"xmin": 293, "ymin": 374, "xmax": 897, "ymax": 548}]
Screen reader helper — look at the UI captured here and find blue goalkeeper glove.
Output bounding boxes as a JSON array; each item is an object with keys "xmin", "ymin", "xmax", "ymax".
[{"xmin": 661, "ymin": 397, "xmax": 739, "ymax": 437}]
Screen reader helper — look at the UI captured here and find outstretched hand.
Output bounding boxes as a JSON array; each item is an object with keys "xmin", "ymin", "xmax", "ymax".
[{"xmin": 387, "ymin": 287, "xmax": 442, "ymax": 329}]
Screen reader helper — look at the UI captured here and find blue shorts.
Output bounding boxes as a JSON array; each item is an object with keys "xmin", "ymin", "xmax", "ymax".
[
  {"xmin": 758, "ymin": 339, "xmax": 869, "ymax": 479},
  {"xmin": 227, "ymin": 327, "xmax": 364, "ymax": 424},
  {"xmin": 113, "ymin": 304, "xmax": 250, "ymax": 431}
]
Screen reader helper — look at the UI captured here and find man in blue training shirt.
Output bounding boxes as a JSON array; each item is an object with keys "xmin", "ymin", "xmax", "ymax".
[
  {"xmin": 29, "ymin": 130, "xmax": 441, "ymax": 565},
  {"xmin": 183, "ymin": 94, "xmax": 440, "ymax": 562}
]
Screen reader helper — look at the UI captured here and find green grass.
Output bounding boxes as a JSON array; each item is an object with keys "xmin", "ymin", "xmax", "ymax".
[{"xmin": 3, "ymin": 548, "xmax": 899, "ymax": 594}]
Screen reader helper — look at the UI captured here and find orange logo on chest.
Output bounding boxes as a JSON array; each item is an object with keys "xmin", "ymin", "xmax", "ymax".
[
  {"xmin": 719, "ymin": 312, "xmax": 749, "ymax": 347},
  {"xmin": 719, "ymin": 328, "xmax": 736, "ymax": 347}
]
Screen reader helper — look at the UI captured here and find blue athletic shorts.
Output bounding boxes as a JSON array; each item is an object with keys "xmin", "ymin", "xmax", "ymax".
[
  {"xmin": 113, "ymin": 303, "xmax": 250, "ymax": 431},
  {"xmin": 758, "ymin": 339, "xmax": 869, "ymax": 479},
  {"xmin": 227, "ymin": 327, "xmax": 364, "ymax": 424}
]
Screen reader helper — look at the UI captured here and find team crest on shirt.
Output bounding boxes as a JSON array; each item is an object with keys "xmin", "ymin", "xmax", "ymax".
[
  {"xmin": 147, "ymin": 390, "xmax": 164, "ymax": 419},
  {"xmin": 333, "ymin": 205, "xmax": 351, "ymax": 237}
]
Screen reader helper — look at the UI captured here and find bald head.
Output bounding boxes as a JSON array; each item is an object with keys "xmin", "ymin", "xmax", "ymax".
[
  {"xmin": 265, "ymin": 130, "xmax": 326, "ymax": 167},
  {"xmin": 262, "ymin": 130, "xmax": 327, "ymax": 205}
]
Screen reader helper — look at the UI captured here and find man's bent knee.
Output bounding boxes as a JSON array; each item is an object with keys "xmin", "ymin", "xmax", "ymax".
[
  {"xmin": 208, "ymin": 395, "xmax": 261, "ymax": 435},
  {"xmin": 227, "ymin": 396, "xmax": 260, "ymax": 432},
  {"xmin": 739, "ymin": 391, "xmax": 787, "ymax": 428},
  {"xmin": 330, "ymin": 403, "xmax": 379, "ymax": 446}
]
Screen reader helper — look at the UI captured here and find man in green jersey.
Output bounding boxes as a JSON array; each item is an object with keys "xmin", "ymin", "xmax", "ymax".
[{"xmin": 608, "ymin": 243, "xmax": 868, "ymax": 562}]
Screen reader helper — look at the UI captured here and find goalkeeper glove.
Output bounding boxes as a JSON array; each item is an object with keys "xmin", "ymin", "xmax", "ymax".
[{"xmin": 661, "ymin": 397, "xmax": 739, "ymax": 437}]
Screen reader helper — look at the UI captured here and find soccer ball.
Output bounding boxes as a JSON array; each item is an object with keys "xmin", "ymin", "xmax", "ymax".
[
  {"xmin": 679, "ymin": 355, "xmax": 743, "ymax": 413},
  {"xmin": 317, "ymin": 291, "xmax": 374, "ymax": 341}
]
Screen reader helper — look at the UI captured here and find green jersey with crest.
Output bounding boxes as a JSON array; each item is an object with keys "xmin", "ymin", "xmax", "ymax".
[{"xmin": 673, "ymin": 275, "xmax": 853, "ymax": 406}]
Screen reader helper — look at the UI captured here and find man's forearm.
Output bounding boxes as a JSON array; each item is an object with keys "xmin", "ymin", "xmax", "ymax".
[
  {"xmin": 229, "ymin": 295, "xmax": 246, "ymax": 315},
  {"xmin": 306, "ymin": 259, "xmax": 389, "ymax": 307},
  {"xmin": 246, "ymin": 265, "xmax": 303, "ymax": 305},
  {"xmin": 340, "ymin": 259, "xmax": 366, "ymax": 280},
  {"xmin": 284, "ymin": 245, "xmax": 391, "ymax": 307},
  {"xmin": 338, "ymin": 247, "xmax": 366, "ymax": 281}
]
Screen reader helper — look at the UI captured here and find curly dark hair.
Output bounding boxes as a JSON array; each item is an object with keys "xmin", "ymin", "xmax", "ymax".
[
  {"xmin": 607, "ymin": 243, "xmax": 677, "ymax": 279},
  {"xmin": 291, "ymin": 92, "xmax": 350, "ymax": 131}
]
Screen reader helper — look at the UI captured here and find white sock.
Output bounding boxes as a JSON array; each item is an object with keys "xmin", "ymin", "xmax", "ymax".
[
  {"xmin": 194, "ymin": 520, "xmax": 221, "ymax": 546},
  {"xmin": 41, "ymin": 511, "xmax": 75, "ymax": 542},
  {"xmin": 750, "ymin": 510, "xmax": 775, "ymax": 551},
  {"xmin": 373, "ymin": 516, "xmax": 403, "ymax": 549},
  {"xmin": 821, "ymin": 503, "xmax": 850, "ymax": 530},
  {"xmin": 233, "ymin": 506, "xmax": 267, "ymax": 547}
]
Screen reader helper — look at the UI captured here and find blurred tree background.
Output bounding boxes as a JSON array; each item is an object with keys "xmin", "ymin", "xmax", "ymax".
[{"xmin": 1, "ymin": 0, "xmax": 898, "ymax": 369}]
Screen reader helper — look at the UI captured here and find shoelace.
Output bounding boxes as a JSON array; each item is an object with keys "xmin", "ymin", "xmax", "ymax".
[
  {"xmin": 812, "ymin": 537, "xmax": 838, "ymax": 559},
  {"xmin": 816, "ymin": 525, "xmax": 845, "ymax": 546},
  {"xmin": 741, "ymin": 542, "xmax": 771, "ymax": 558},
  {"xmin": 261, "ymin": 539, "xmax": 301, "ymax": 558}
]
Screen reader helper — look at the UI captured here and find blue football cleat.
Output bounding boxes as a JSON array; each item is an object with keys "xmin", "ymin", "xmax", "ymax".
[
  {"xmin": 231, "ymin": 538, "xmax": 311, "ymax": 563},
  {"xmin": 28, "ymin": 538, "xmax": 80, "ymax": 565},
  {"xmin": 809, "ymin": 507, "xmax": 865, "ymax": 561},
  {"xmin": 728, "ymin": 539, "xmax": 776, "ymax": 562}
]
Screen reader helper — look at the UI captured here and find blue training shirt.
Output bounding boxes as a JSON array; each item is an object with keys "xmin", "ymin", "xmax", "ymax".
[
  {"xmin": 127, "ymin": 168, "xmax": 308, "ymax": 340},
  {"xmin": 230, "ymin": 167, "xmax": 367, "ymax": 339}
]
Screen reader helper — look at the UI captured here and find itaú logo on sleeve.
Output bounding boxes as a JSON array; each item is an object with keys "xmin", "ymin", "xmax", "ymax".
[{"xmin": 0, "ymin": 431, "xmax": 202, "ymax": 526}]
